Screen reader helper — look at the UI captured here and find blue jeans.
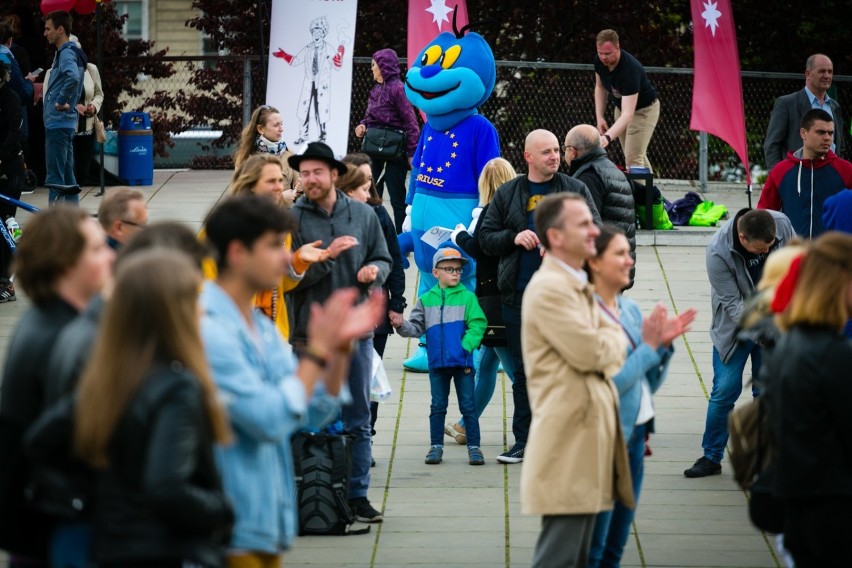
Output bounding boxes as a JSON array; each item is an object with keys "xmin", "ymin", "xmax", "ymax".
[
  {"xmin": 429, "ymin": 366, "xmax": 479, "ymax": 447},
  {"xmin": 588, "ymin": 422, "xmax": 647, "ymax": 568},
  {"xmin": 503, "ymin": 298, "xmax": 531, "ymax": 446},
  {"xmin": 341, "ymin": 337, "xmax": 373, "ymax": 499},
  {"xmin": 459, "ymin": 345, "xmax": 514, "ymax": 428},
  {"xmin": 702, "ymin": 342, "xmax": 761, "ymax": 463},
  {"xmin": 45, "ymin": 128, "xmax": 79, "ymax": 206}
]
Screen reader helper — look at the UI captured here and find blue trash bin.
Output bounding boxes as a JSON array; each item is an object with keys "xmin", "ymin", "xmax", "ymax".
[{"xmin": 118, "ymin": 112, "xmax": 153, "ymax": 186}]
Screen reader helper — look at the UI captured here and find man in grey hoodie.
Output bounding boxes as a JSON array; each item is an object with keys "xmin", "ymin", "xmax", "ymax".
[
  {"xmin": 42, "ymin": 10, "xmax": 85, "ymax": 206},
  {"xmin": 684, "ymin": 208, "xmax": 794, "ymax": 478},
  {"xmin": 288, "ymin": 142, "xmax": 392, "ymax": 523}
]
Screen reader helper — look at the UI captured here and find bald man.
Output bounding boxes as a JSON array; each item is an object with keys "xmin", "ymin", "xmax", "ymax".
[
  {"xmin": 479, "ymin": 129, "xmax": 600, "ymax": 464},
  {"xmin": 764, "ymin": 53, "xmax": 846, "ymax": 169},
  {"xmin": 565, "ymin": 124, "xmax": 636, "ymax": 286}
]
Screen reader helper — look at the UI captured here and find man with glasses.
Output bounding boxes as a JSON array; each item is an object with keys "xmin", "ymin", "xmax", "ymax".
[
  {"xmin": 97, "ymin": 187, "xmax": 148, "ymax": 250},
  {"xmin": 479, "ymin": 129, "xmax": 599, "ymax": 464},
  {"xmin": 564, "ymin": 124, "xmax": 637, "ymax": 287}
]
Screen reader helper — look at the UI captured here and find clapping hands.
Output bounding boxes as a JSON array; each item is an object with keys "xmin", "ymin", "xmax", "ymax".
[{"xmin": 642, "ymin": 302, "xmax": 697, "ymax": 349}]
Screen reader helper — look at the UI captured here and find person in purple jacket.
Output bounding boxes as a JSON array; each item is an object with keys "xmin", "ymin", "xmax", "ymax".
[{"xmin": 354, "ymin": 48, "xmax": 420, "ymax": 233}]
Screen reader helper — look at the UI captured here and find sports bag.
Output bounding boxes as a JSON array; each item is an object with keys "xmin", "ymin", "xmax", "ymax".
[
  {"xmin": 361, "ymin": 127, "xmax": 406, "ymax": 160},
  {"xmin": 291, "ymin": 431, "xmax": 370, "ymax": 536}
]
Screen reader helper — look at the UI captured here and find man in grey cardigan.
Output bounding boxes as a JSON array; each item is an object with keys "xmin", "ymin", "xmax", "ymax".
[
  {"xmin": 764, "ymin": 54, "xmax": 845, "ymax": 170},
  {"xmin": 288, "ymin": 142, "xmax": 392, "ymax": 523},
  {"xmin": 684, "ymin": 208, "xmax": 794, "ymax": 478}
]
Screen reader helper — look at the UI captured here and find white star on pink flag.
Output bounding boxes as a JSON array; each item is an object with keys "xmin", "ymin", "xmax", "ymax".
[
  {"xmin": 408, "ymin": 0, "xmax": 468, "ymax": 72},
  {"xmin": 701, "ymin": 1, "xmax": 722, "ymax": 36},
  {"xmin": 691, "ymin": 0, "xmax": 751, "ymax": 184}
]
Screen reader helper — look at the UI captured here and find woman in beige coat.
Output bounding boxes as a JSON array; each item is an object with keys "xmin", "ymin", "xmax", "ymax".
[{"xmin": 520, "ymin": 193, "xmax": 634, "ymax": 568}]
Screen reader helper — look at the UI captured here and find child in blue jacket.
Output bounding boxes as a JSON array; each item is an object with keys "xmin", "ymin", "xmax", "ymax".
[{"xmin": 394, "ymin": 245, "xmax": 487, "ymax": 465}]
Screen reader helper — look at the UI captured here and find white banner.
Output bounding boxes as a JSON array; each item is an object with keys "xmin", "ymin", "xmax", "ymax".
[{"xmin": 267, "ymin": 0, "xmax": 357, "ymax": 157}]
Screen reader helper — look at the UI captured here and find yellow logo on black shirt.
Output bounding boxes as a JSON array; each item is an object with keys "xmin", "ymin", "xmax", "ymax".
[{"xmin": 527, "ymin": 194, "xmax": 544, "ymax": 212}]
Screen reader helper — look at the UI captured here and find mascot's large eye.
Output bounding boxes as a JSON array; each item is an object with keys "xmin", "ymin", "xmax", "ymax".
[
  {"xmin": 439, "ymin": 45, "xmax": 462, "ymax": 69},
  {"xmin": 421, "ymin": 45, "xmax": 442, "ymax": 67}
]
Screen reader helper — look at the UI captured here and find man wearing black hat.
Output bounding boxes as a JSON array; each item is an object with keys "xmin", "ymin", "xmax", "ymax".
[{"xmin": 287, "ymin": 142, "xmax": 392, "ymax": 523}]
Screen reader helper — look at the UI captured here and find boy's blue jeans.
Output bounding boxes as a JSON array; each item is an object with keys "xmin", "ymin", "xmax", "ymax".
[
  {"xmin": 45, "ymin": 128, "xmax": 80, "ymax": 206},
  {"xmin": 588, "ymin": 422, "xmax": 647, "ymax": 568},
  {"xmin": 429, "ymin": 366, "xmax": 479, "ymax": 447},
  {"xmin": 702, "ymin": 342, "xmax": 761, "ymax": 463}
]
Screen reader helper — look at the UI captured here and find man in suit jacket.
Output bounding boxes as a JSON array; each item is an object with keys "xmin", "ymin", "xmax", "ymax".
[
  {"xmin": 764, "ymin": 54, "xmax": 845, "ymax": 170},
  {"xmin": 520, "ymin": 193, "xmax": 632, "ymax": 568}
]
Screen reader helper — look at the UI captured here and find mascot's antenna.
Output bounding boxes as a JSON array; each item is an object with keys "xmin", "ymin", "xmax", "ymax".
[{"xmin": 452, "ymin": 5, "xmax": 494, "ymax": 38}]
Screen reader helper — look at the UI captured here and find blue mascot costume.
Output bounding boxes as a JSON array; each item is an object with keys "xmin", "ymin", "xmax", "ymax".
[{"xmin": 398, "ymin": 16, "xmax": 501, "ymax": 371}]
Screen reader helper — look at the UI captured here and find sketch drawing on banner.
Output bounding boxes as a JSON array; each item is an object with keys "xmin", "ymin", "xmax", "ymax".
[{"xmin": 273, "ymin": 16, "xmax": 351, "ymax": 145}]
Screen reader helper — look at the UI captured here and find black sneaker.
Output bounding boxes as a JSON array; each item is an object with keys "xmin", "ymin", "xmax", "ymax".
[
  {"xmin": 684, "ymin": 456, "xmax": 722, "ymax": 478},
  {"xmin": 349, "ymin": 497, "xmax": 383, "ymax": 523},
  {"xmin": 496, "ymin": 444, "xmax": 525, "ymax": 464},
  {"xmin": 0, "ymin": 280, "xmax": 16, "ymax": 303}
]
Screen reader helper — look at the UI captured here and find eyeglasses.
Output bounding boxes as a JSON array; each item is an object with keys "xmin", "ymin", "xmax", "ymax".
[
  {"xmin": 120, "ymin": 219, "xmax": 146, "ymax": 229},
  {"xmin": 436, "ymin": 266, "xmax": 463, "ymax": 274},
  {"xmin": 562, "ymin": 144, "xmax": 574, "ymax": 153}
]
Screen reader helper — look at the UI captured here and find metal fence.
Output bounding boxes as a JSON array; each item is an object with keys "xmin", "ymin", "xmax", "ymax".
[{"xmin": 115, "ymin": 54, "xmax": 852, "ymax": 180}]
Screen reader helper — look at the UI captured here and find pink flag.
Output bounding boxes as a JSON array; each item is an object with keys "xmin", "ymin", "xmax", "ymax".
[
  {"xmin": 690, "ymin": 0, "xmax": 751, "ymax": 184},
  {"xmin": 407, "ymin": 0, "xmax": 468, "ymax": 68}
]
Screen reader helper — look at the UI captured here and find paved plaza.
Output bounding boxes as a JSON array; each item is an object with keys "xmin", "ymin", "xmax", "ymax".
[{"xmin": 0, "ymin": 172, "xmax": 780, "ymax": 567}]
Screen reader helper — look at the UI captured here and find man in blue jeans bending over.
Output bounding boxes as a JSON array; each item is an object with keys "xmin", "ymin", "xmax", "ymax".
[
  {"xmin": 42, "ymin": 10, "xmax": 85, "ymax": 206},
  {"xmin": 684, "ymin": 208, "xmax": 794, "ymax": 477}
]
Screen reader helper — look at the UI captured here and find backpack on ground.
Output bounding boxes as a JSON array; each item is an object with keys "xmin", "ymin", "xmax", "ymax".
[{"xmin": 291, "ymin": 431, "xmax": 370, "ymax": 536}]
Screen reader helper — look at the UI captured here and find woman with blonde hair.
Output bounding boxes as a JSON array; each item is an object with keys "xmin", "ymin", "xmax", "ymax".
[
  {"xmin": 229, "ymin": 154, "xmax": 297, "ymax": 207},
  {"xmin": 211, "ymin": 153, "xmax": 334, "ymax": 340},
  {"xmin": 233, "ymin": 105, "xmax": 299, "ymax": 189},
  {"xmin": 764, "ymin": 231, "xmax": 852, "ymax": 566},
  {"xmin": 73, "ymin": 249, "xmax": 233, "ymax": 567},
  {"xmin": 445, "ymin": 157, "xmax": 518, "ymax": 444}
]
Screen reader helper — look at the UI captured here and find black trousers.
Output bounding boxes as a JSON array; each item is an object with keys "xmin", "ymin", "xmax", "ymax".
[
  {"xmin": 73, "ymin": 133, "xmax": 95, "ymax": 186},
  {"xmin": 371, "ymin": 157, "xmax": 408, "ymax": 234}
]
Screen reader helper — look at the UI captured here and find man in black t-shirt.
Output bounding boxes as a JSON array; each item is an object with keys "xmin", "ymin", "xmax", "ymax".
[
  {"xmin": 479, "ymin": 130, "xmax": 600, "ymax": 465},
  {"xmin": 593, "ymin": 29, "xmax": 660, "ymax": 172}
]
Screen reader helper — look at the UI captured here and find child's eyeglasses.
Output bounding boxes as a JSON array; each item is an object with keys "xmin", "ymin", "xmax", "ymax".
[{"xmin": 436, "ymin": 266, "xmax": 463, "ymax": 274}]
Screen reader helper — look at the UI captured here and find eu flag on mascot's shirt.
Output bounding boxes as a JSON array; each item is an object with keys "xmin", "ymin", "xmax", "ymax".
[
  {"xmin": 408, "ymin": 0, "xmax": 468, "ymax": 73},
  {"xmin": 690, "ymin": 0, "xmax": 751, "ymax": 184}
]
